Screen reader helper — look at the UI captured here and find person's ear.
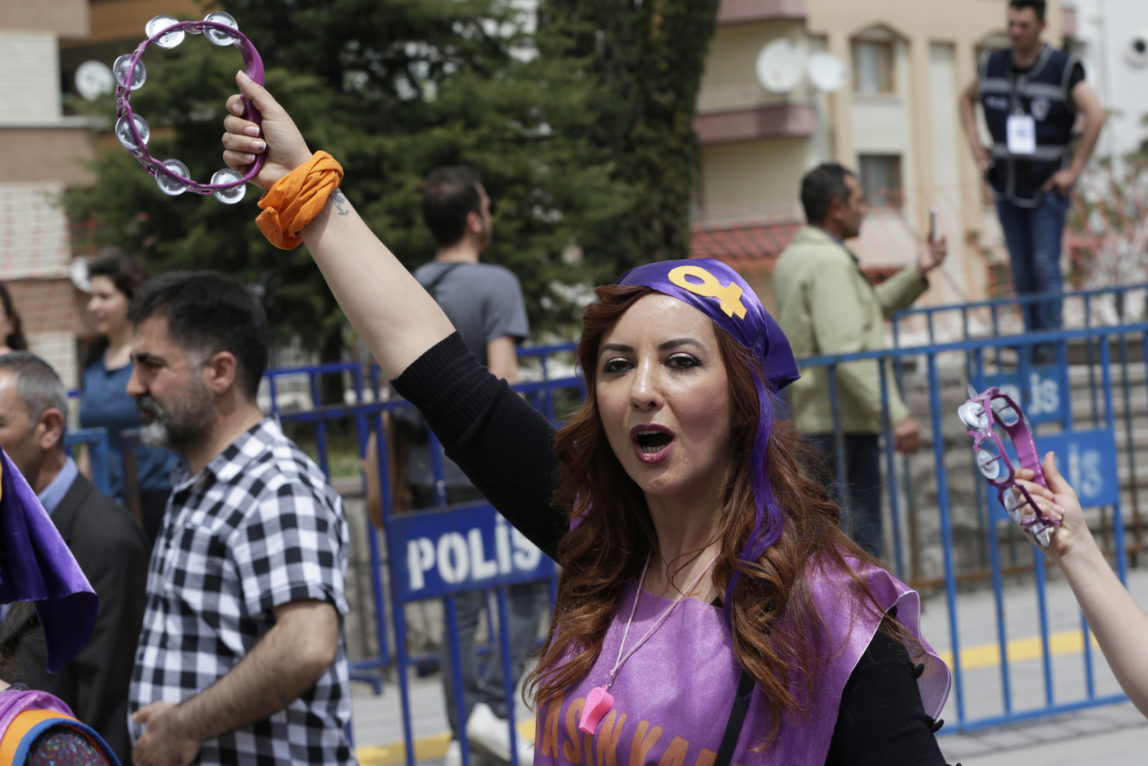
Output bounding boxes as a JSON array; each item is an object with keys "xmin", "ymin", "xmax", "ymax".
[
  {"xmin": 202, "ymin": 351, "xmax": 238, "ymax": 395},
  {"xmin": 37, "ymin": 408, "xmax": 65, "ymax": 452},
  {"xmin": 826, "ymin": 194, "xmax": 846, "ymax": 221},
  {"xmin": 466, "ymin": 210, "xmax": 483, "ymax": 237}
]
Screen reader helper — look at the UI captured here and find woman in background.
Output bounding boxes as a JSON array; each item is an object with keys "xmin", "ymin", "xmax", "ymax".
[
  {"xmin": 78, "ymin": 256, "xmax": 176, "ymax": 545},
  {"xmin": 0, "ymin": 283, "xmax": 28, "ymax": 355}
]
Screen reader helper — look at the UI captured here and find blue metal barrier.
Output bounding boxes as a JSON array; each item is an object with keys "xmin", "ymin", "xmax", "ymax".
[
  {"xmin": 260, "ymin": 313, "xmax": 1146, "ymax": 743},
  {"xmin": 799, "ymin": 321, "xmax": 1148, "ymax": 733},
  {"xmin": 891, "ymin": 283, "xmax": 1148, "ymax": 346},
  {"xmin": 385, "ymin": 499, "xmax": 556, "ymax": 766}
]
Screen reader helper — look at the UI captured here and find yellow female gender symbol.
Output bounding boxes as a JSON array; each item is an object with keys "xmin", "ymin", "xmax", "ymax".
[{"xmin": 667, "ymin": 265, "xmax": 748, "ymax": 319}]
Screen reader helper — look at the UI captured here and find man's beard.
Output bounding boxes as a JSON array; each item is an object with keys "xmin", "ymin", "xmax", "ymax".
[{"xmin": 136, "ymin": 384, "xmax": 215, "ymax": 453}]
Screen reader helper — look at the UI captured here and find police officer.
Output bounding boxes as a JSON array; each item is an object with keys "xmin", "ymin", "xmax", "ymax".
[{"xmin": 959, "ymin": 0, "xmax": 1105, "ymax": 362}]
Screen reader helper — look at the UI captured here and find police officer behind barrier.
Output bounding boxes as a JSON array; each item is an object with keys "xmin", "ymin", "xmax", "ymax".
[{"xmin": 959, "ymin": 0, "xmax": 1105, "ymax": 363}]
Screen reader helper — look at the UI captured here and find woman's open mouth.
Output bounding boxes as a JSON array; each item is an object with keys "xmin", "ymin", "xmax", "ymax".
[{"xmin": 630, "ymin": 425, "xmax": 674, "ymax": 463}]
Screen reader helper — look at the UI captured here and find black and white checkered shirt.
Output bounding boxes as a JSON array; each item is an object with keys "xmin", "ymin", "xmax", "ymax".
[{"xmin": 129, "ymin": 418, "xmax": 354, "ymax": 765}]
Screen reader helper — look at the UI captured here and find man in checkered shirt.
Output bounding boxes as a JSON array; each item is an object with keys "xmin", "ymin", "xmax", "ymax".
[{"xmin": 123, "ymin": 272, "xmax": 353, "ymax": 765}]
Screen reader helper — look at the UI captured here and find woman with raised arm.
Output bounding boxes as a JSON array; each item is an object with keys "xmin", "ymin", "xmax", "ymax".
[{"xmin": 222, "ymin": 72, "xmax": 954, "ymax": 765}]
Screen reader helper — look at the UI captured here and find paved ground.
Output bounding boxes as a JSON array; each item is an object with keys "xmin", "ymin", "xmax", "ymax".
[
  {"xmin": 939, "ymin": 701, "xmax": 1147, "ymax": 765},
  {"xmin": 349, "ymin": 568, "xmax": 1148, "ymax": 765},
  {"xmin": 927, "ymin": 567, "xmax": 1148, "ymax": 764}
]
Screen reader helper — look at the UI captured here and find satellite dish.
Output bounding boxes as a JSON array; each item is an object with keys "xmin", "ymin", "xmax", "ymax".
[
  {"xmin": 75, "ymin": 60, "xmax": 114, "ymax": 100},
  {"xmin": 1127, "ymin": 31, "xmax": 1148, "ymax": 68},
  {"xmin": 808, "ymin": 52, "xmax": 847, "ymax": 93},
  {"xmin": 755, "ymin": 40, "xmax": 804, "ymax": 95},
  {"xmin": 70, "ymin": 258, "xmax": 90, "ymax": 293}
]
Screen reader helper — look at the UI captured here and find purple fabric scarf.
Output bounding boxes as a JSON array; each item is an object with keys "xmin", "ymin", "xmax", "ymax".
[
  {"xmin": 0, "ymin": 449, "xmax": 97, "ymax": 672},
  {"xmin": 617, "ymin": 259, "xmax": 798, "ymax": 392}
]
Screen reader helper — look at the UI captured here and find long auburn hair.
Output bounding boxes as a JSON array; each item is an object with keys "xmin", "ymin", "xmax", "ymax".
[{"xmin": 526, "ymin": 284, "xmax": 896, "ymax": 743}]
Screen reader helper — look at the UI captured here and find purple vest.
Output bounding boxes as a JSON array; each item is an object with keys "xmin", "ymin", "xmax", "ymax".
[{"xmin": 534, "ymin": 557, "xmax": 950, "ymax": 766}]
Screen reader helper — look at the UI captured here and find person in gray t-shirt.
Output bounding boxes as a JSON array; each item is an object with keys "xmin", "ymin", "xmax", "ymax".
[
  {"xmin": 406, "ymin": 259, "xmax": 527, "ymax": 491},
  {"xmin": 408, "ymin": 167, "xmax": 545, "ymax": 766}
]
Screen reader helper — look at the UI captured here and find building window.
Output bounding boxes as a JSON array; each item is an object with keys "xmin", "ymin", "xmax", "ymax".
[
  {"xmin": 852, "ymin": 40, "xmax": 895, "ymax": 94},
  {"xmin": 858, "ymin": 154, "xmax": 903, "ymax": 207}
]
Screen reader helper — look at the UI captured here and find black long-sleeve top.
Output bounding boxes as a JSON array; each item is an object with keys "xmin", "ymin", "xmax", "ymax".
[{"xmin": 393, "ymin": 333, "xmax": 952, "ymax": 765}]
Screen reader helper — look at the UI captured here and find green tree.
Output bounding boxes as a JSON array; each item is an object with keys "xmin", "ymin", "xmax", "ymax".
[
  {"xmin": 67, "ymin": 0, "xmax": 628, "ymax": 363},
  {"xmin": 538, "ymin": 0, "xmax": 721, "ymax": 273}
]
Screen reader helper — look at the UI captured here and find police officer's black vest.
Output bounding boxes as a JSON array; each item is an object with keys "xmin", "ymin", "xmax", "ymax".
[{"xmin": 978, "ymin": 45, "xmax": 1079, "ymax": 206}]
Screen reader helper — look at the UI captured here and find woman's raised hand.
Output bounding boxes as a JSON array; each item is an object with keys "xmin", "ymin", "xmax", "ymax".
[
  {"xmin": 222, "ymin": 71, "xmax": 312, "ymax": 190},
  {"xmin": 1014, "ymin": 451, "xmax": 1093, "ymax": 560},
  {"xmin": 219, "ymin": 72, "xmax": 456, "ymax": 377}
]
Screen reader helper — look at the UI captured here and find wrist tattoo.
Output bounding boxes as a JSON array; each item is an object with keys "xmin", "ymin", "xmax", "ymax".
[{"xmin": 331, "ymin": 188, "xmax": 350, "ymax": 216}]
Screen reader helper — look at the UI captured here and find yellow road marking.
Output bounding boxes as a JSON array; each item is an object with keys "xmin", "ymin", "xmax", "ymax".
[
  {"xmin": 356, "ymin": 630, "xmax": 1100, "ymax": 765},
  {"xmin": 357, "ymin": 721, "xmax": 535, "ymax": 766},
  {"xmin": 937, "ymin": 628, "xmax": 1100, "ymax": 670}
]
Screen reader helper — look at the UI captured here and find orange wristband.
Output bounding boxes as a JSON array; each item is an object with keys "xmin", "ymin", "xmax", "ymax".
[{"xmin": 255, "ymin": 151, "xmax": 344, "ymax": 249}]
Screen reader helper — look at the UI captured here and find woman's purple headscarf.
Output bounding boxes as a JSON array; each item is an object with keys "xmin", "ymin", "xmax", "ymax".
[{"xmin": 617, "ymin": 258, "xmax": 800, "ymax": 602}]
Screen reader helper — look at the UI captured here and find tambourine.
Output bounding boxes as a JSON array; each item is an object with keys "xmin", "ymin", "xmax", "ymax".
[
  {"xmin": 113, "ymin": 12, "xmax": 264, "ymax": 204},
  {"xmin": 957, "ymin": 384, "xmax": 1060, "ymax": 547}
]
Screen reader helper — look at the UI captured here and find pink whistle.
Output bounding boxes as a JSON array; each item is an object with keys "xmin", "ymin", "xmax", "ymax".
[{"xmin": 579, "ymin": 686, "xmax": 615, "ymax": 734}]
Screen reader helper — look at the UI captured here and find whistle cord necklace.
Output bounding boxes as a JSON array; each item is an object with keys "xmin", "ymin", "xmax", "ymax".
[{"xmin": 578, "ymin": 552, "xmax": 720, "ymax": 735}]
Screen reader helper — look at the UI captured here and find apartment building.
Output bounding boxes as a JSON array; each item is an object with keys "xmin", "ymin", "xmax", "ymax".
[
  {"xmin": 0, "ymin": 0, "xmax": 94, "ymax": 384},
  {"xmin": 0, "ymin": 0, "xmax": 202, "ymax": 385},
  {"xmin": 691, "ymin": 0, "xmax": 1066, "ymax": 318}
]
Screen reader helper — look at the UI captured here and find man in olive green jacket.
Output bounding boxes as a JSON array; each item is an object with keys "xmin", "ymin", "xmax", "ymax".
[{"xmin": 773, "ymin": 163, "xmax": 947, "ymax": 557}]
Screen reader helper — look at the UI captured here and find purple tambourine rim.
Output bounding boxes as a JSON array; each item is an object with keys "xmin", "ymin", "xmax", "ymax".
[
  {"xmin": 966, "ymin": 387, "xmax": 1046, "ymax": 488},
  {"xmin": 960, "ymin": 385, "xmax": 1061, "ymax": 543},
  {"xmin": 114, "ymin": 19, "xmax": 265, "ymax": 193}
]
